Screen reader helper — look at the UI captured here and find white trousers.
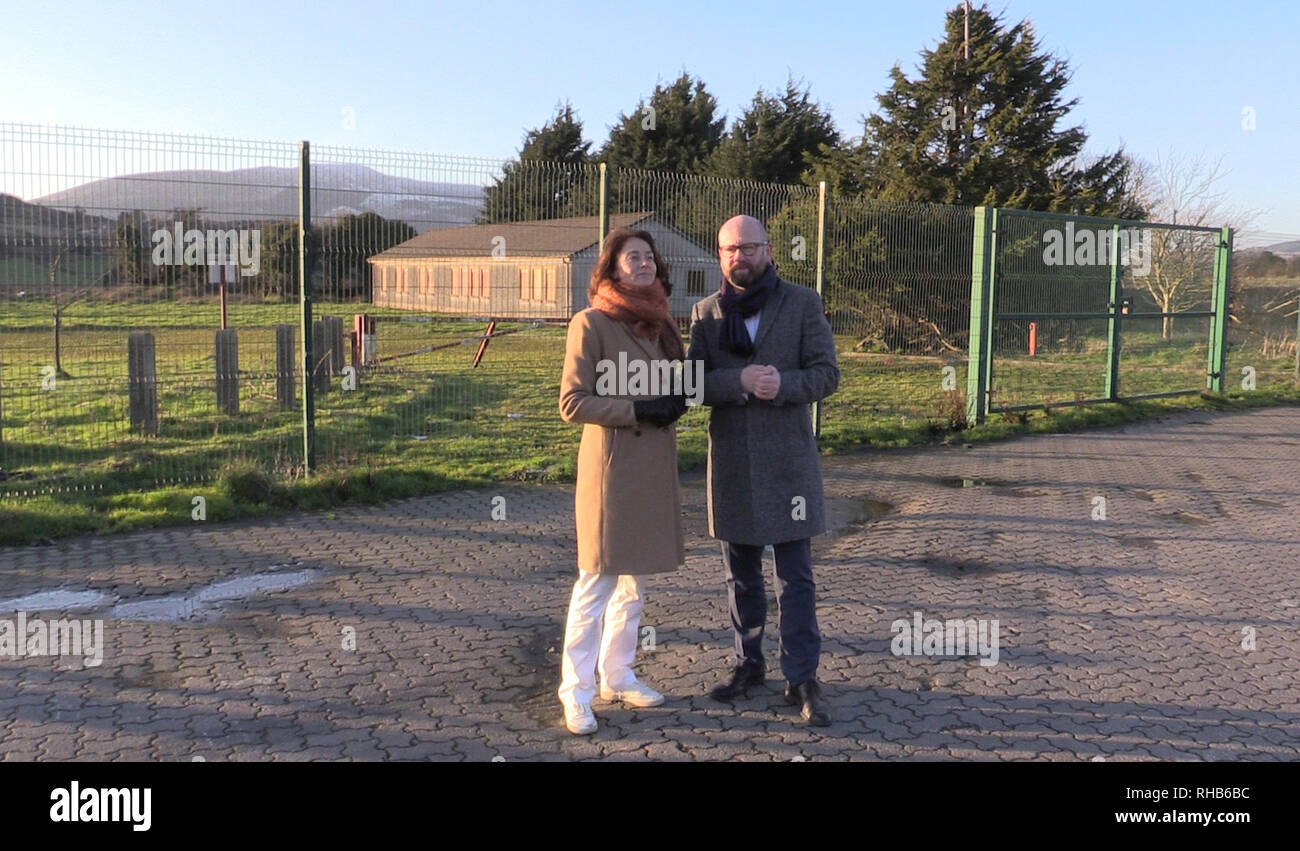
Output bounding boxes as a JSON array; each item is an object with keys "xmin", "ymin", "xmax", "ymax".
[{"xmin": 558, "ymin": 571, "xmax": 646, "ymax": 708}]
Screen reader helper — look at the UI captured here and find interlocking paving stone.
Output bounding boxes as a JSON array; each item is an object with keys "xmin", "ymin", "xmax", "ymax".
[{"xmin": 1, "ymin": 407, "xmax": 1298, "ymax": 761}]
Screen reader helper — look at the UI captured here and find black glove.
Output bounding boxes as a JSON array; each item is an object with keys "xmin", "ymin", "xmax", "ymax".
[{"xmin": 633, "ymin": 395, "xmax": 688, "ymax": 428}]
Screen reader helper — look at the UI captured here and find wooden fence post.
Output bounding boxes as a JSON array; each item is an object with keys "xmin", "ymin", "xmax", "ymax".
[
  {"xmin": 216, "ymin": 328, "xmax": 239, "ymax": 415},
  {"xmin": 128, "ymin": 331, "xmax": 158, "ymax": 435},
  {"xmin": 311, "ymin": 320, "xmax": 330, "ymax": 394},
  {"xmin": 275, "ymin": 324, "xmax": 295, "ymax": 409}
]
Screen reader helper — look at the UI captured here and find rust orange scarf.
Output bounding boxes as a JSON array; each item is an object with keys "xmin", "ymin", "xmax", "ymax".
[{"xmin": 589, "ymin": 277, "xmax": 684, "ymax": 361}]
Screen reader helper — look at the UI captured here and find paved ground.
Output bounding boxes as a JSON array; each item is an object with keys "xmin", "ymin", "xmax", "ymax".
[{"xmin": 2, "ymin": 407, "xmax": 1298, "ymax": 761}]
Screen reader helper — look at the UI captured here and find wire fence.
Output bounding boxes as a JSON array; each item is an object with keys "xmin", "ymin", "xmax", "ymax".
[{"xmin": 0, "ymin": 122, "xmax": 1294, "ymax": 500}]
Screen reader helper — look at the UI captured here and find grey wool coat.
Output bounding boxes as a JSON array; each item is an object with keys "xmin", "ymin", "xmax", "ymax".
[
  {"xmin": 559, "ymin": 308, "xmax": 686, "ymax": 575},
  {"xmin": 688, "ymin": 273, "xmax": 840, "ymax": 545}
]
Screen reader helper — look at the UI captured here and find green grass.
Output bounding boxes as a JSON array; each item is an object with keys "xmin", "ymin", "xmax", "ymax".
[{"xmin": 1, "ymin": 298, "xmax": 1297, "ymax": 546}]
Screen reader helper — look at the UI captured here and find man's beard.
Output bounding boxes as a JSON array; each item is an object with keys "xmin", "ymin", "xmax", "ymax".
[{"xmin": 727, "ymin": 262, "xmax": 760, "ymax": 287}]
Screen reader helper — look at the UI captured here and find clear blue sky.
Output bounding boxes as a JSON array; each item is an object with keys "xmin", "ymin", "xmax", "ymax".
[{"xmin": 2, "ymin": 0, "xmax": 1297, "ymax": 238}]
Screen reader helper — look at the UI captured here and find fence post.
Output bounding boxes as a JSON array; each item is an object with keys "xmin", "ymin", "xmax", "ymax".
[
  {"xmin": 812, "ymin": 180, "xmax": 827, "ymax": 438},
  {"xmin": 598, "ymin": 162, "xmax": 609, "ymax": 248},
  {"xmin": 1207, "ymin": 226, "xmax": 1232, "ymax": 394},
  {"xmin": 311, "ymin": 320, "xmax": 330, "ymax": 394},
  {"xmin": 299, "ymin": 140, "xmax": 315, "ymax": 474},
  {"xmin": 1105, "ymin": 223, "xmax": 1122, "ymax": 401},
  {"xmin": 966, "ymin": 206, "xmax": 996, "ymax": 424},
  {"xmin": 275, "ymin": 324, "xmax": 295, "ymax": 409},
  {"xmin": 330, "ymin": 315, "xmax": 345, "ymax": 374},
  {"xmin": 127, "ymin": 331, "xmax": 158, "ymax": 436},
  {"xmin": 215, "ymin": 328, "xmax": 239, "ymax": 415}
]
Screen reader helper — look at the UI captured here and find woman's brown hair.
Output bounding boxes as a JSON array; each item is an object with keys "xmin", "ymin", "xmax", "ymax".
[
  {"xmin": 587, "ymin": 227, "xmax": 684, "ymax": 361},
  {"xmin": 588, "ymin": 227, "xmax": 672, "ymax": 300}
]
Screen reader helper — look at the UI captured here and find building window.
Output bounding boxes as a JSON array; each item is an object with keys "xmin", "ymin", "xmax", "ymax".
[
  {"xmin": 385, "ymin": 266, "xmax": 396, "ymax": 290},
  {"xmin": 545, "ymin": 267, "xmax": 556, "ymax": 303},
  {"xmin": 687, "ymin": 269, "xmax": 706, "ymax": 296}
]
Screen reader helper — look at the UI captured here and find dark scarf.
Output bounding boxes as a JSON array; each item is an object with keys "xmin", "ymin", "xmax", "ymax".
[{"xmin": 718, "ymin": 263, "xmax": 779, "ymax": 356}]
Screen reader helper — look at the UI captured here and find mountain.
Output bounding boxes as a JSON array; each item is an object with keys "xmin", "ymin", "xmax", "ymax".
[
  {"xmin": 1256, "ymin": 239, "xmax": 1300, "ymax": 257},
  {"xmin": 1236, "ymin": 238, "xmax": 1300, "ymax": 258},
  {"xmin": 32, "ymin": 162, "xmax": 484, "ymax": 234}
]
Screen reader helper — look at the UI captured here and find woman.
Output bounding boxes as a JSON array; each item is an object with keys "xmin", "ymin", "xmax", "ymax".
[{"xmin": 557, "ymin": 227, "xmax": 688, "ymax": 735}]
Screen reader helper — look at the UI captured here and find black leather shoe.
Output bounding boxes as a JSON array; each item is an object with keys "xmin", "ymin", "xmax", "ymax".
[
  {"xmin": 785, "ymin": 680, "xmax": 830, "ymax": 726},
  {"xmin": 708, "ymin": 666, "xmax": 765, "ymax": 701}
]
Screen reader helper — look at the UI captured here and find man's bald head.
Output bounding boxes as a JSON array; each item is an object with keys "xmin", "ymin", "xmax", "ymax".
[
  {"xmin": 718, "ymin": 215, "xmax": 768, "ymax": 246},
  {"xmin": 717, "ymin": 215, "xmax": 773, "ymax": 288}
]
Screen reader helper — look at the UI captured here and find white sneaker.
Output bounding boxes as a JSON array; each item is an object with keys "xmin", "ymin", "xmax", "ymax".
[
  {"xmin": 563, "ymin": 703, "xmax": 597, "ymax": 735},
  {"xmin": 599, "ymin": 680, "xmax": 665, "ymax": 708}
]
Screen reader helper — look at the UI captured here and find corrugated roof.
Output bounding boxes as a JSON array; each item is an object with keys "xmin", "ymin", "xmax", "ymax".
[{"xmin": 369, "ymin": 211, "xmax": 656, "ymax": 260}]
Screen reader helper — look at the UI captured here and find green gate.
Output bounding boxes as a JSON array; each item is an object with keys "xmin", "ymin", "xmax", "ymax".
[{"xmin": 966, "ymin": 207, "xmax": 1231, "ymax": 422}]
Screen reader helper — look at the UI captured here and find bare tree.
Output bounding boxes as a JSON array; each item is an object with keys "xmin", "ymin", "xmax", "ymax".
[
  {"xmin": 1131, "ymin": 150, "xmax": 1260, "ymax": 339},
  {"xmin": 49, "ymin": 251, "xmax": 91, "ymax": 376}
]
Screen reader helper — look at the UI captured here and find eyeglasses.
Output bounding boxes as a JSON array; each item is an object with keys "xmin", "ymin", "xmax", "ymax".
[{"xmin": 718, "ymin": 242, "xmax": 769, "ymax": 257}]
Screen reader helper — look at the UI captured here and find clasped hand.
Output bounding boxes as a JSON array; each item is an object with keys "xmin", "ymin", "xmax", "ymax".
[{"xmin": 740, "ymin": 364, "xmax": 781, "ymax": 401}]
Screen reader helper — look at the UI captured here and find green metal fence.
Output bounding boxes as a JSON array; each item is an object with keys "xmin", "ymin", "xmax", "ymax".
[{"xmin": 0, "ymin": 122, "xmax": 1288, "ymax": 502}]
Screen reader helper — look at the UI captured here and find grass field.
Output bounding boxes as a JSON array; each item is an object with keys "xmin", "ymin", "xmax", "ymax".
[{"xmin": 1, "ymin": 297, "xmax": 1296, "ymax": 545}]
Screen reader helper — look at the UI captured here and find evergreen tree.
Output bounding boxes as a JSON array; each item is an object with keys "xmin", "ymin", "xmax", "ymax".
[
  {"xmin": 850, "ymin": 3, "xmax": 1141, "ymax": 217},
  {"xmin": 319, "ymin": 212, "xmax": 416, "ymax": 300},
  {"xmin": 598, "ymin": 73, "xmax": 724, "ymax": 173},
  {"xmin": 707, "ymin": 79, "xmax": 840, "ymax": 185},
  {"xmin": 479, "ymin": 102, "xmax": 596, "ymax": 224}
]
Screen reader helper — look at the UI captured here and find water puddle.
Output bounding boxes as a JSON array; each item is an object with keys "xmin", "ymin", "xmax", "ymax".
[
  {"xmin": 0, "ymin": 589, "xmax": 114, "ymax": 613},
  {"xmin": 1112, "ymin": 536, "xmax": 1159, "ymax": 549},
  {"xmin": 109, "ymin": 570, "xmax": 322, "ymax": 622},
  {"xmin": 937, "ymin": 477, "xmax": 1012, "ymax": 489},
  {"xmin": 862, "ymin": 499, "xmax": 894, "ymax": 519},
  {"xmin": 1165, "ymin": 511, "xmax": 1212, "ymax": 526},
  {"xmin": 935, "ymin": 477, "xmax": 1040, "ymax": 497}
]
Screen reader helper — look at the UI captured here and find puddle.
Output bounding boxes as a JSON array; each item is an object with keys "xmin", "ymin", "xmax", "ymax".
[
  {"xmin": 862, "ymin": 499, "xmax": 894, "ymax": 519},
  {"xmin": 1112, "ymin": 536, "xmax": 1159, "ymax": 549},
  {"xmin": 109, "ymin": 570, "xmax": 322, "ymax": 622},
  {"xmin": 922, "ymin": 556, "xmax": 995, "ymax": 573},
  {"xmin": 0, "ymin": 589, "xmax": 115, "ymax": 613},
  {"xmin": 937, "ymin": 477, "xmax": 1012, "ymax": 489},
  {"xmin": 1165, "ymin": 511, "xmax": 1212, "ymax": 526},
  {"xmin": 935, "ymin": 477, "xmax": 1040, "ymax": 497}
]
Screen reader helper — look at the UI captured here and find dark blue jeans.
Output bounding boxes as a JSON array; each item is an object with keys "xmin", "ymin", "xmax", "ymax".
[{"xmin": 722, "ymin": 538, "xmax": 821, "ymax": 685}]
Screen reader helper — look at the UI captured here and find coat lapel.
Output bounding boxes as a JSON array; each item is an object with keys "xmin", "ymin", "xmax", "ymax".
[{"xmin": 750, "ymin": 282, "xmax": 788, "ymax": 354}]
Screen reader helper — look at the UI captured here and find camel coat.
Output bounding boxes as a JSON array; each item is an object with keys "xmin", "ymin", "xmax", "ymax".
[{"xmin": 559, "ymin": 308, "xmax": 685, "ymax": 575}]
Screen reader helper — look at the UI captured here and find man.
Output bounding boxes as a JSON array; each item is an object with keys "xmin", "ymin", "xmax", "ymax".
[{"xmin": 687, "ymin": 214, "xmax": 840, "ymax": 726}]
